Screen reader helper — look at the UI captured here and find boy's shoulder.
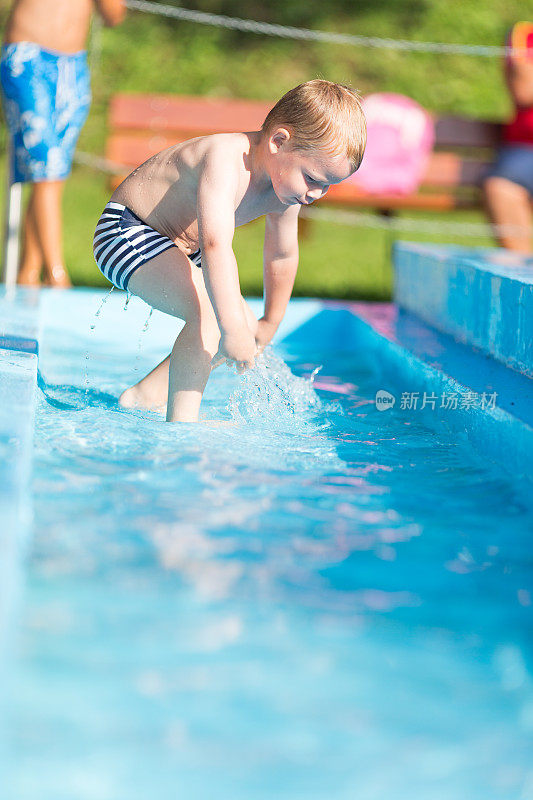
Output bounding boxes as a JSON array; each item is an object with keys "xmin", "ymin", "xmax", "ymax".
[
  {"xmin": 192, "ymin": 132, "xmax": 251, "ymax": 181},
  {"xmin": 198, "ymin": 131, "xmax": 250, "ymax": 159}
]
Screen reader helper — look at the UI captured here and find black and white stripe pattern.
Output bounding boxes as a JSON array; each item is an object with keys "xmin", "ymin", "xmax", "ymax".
[
  {"xmin": 189, "ymin": 248, "xmax": 202, "ymax": 268},
  {"xmin": 93, "ymin": 202, "xmax": 177, "ymax": 291}
]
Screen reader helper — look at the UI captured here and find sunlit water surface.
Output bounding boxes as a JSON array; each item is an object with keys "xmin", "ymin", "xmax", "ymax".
[{"xmin": 5, "ymin": 317, "xmax": 533, "ymax": 800}]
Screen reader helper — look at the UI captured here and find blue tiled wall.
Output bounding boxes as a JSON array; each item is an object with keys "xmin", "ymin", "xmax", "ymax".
[{"xmin": 394, "ymin": 243, "xmax": 533, "ymax": 378}]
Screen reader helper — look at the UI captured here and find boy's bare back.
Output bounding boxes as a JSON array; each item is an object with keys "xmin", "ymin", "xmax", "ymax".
[
  {"xmin": 4, "ymin": 0, "xmax": 125, "ymax": 53},
  {"xmin": 111, "ymin": 132, "xmax": 289, "ymax": 258}
]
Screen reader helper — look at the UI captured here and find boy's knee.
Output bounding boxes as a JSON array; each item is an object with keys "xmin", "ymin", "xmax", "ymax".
[{"xmin": 484, "ymin": 175, "xmax": 527, "ymax": 201}]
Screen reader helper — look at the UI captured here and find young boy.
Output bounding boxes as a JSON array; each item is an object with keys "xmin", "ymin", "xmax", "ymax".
[{"xmin": 93, "ymin": 80, "xmax": 366, "ymax": 422}]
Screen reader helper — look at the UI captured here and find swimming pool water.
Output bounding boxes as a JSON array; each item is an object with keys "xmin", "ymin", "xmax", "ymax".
[{"xmin": 3, "ymin": 295, "xmax": 533, "ymax": 800}]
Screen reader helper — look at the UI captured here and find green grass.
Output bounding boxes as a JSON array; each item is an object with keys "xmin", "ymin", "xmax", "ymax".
[{"xmin": 1, "ymin": 0, "xmax": 527, "ymax": 296}]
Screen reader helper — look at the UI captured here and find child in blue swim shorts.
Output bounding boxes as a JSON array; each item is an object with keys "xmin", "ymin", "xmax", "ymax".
[
  {"xmin": 0, "ymin": 0, "xmax": 125, "ymax": 286},
  {"xmin": 0, "ymin": 42, "xmax": 91, "ymax": 184}
]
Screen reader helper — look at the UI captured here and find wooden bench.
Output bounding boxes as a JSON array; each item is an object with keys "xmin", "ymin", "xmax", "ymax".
[{"xmin": 107, "ymin": 93, "xmax": 502, "ymax": 214}]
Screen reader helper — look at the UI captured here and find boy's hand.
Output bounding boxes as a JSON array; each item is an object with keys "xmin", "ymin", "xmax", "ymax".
[
  {"xmin": 255, "ymin": 317, "xmax": 278, "ymax": 354},
  {"xmin": 211, "ymin": 327, "xmax": 256, "ymax": 373}
]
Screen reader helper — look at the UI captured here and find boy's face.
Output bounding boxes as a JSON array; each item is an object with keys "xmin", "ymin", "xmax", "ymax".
[{"xmin": 267, "ymin": 128, "xmax": 354, "ymax": 206}]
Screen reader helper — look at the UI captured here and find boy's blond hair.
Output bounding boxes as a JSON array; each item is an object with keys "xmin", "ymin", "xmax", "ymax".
[{"xmin": 262, "ymin": 79, "xmax": 367, "ymax": 171}]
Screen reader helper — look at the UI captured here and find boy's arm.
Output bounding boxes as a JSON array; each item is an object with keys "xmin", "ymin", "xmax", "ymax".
[
  {"xmin": 197, "ymin": 147, "xmax": 256, "ymax": 368},
  {"xmin": 258, "ymin": 205, "xmax": 300, "ymax": 350},
  {"xmin": 93, "ymin": 0, "xmax": 126, "ymax": 26}
]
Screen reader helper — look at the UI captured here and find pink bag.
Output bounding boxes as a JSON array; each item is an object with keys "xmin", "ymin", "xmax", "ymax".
[{"xmin": 350, "ymin": 93, "xmax": 435, "ymax": 195}]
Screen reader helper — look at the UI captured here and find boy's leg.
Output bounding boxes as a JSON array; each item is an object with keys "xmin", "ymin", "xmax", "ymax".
[
  {"xmin": 125, "ymin": 247, "xmax": 222, "ymax": 422},
  {"xmin": 166, "ymin": 318, "xmax": 219, "ymax": 422},
  {"xmin": 17, "ymin": 189, "xmax": 43, "ymax": 286},
  {"xmin": 31, "ymin": 180, "xmax": 72, "ymax": 287},
  {"xmin": 120, "ymin": 280, "xmax": 258, "ymax": 414},
  {"xmin": 167, "ymin": 295, "xmax": 258, "ymax": 422},
  {"xmin": 483, "ymin": 177, "xmax": 532, "ymax": 253},
  {"xmin": 119, "ymin": 354, "xmax": 171, "ymax": 411}
]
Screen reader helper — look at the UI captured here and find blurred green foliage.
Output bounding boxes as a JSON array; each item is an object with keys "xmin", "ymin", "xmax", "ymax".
[{"xmin": 1, "ymin": 0, "xmax": 532, "ymax": 295}]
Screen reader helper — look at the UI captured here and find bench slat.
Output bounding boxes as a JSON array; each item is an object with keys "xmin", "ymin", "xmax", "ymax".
[
  {"xmin": 107, "ymin": 135, "xmax": 490, "ymax": 190},
  {"xmin": 421, "ymin": 152, "xmax": 489, "ymax": 187},
  {"xmin": 106, "ymin": 94, "xmax": 497, "ymax": 215},
  {"xmin": 111, "ymin": 95, "xmax": 502, "ymax": 150},
  {"xmin": 325, "ymin": 182, "xmax": 474, "ymax": 211},
  {"xmin": 434, "ymin": 115, "xmax": 501, "ymax": 148},
  {"xmin": 110, "ymin": 94, "xmax": 272, "ymax": 134}
]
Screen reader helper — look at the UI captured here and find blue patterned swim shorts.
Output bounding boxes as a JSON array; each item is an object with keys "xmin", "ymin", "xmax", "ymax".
[{"xmin": 0, "ymin": 42, "xmax": 91, "ymax": 183}]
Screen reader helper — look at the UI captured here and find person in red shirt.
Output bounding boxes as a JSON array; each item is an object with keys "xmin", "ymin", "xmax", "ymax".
[{"xmin": 483, "ymin": 22, "xmax": 533, "ymax": 254}]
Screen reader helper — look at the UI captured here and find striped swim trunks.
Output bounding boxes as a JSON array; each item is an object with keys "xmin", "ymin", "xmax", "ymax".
[{"xmin": 93, "ymin": 202, "xmax": 202, "ymax": 291}]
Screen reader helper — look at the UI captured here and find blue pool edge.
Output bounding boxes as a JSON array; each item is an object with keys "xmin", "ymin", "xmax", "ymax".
[{"xmin": 0, "ymin": 289, "xmax": 40, "ymax": 666}]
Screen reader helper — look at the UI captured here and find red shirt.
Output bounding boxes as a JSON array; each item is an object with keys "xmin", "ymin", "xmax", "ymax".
[{"xmin": 503, "ymin": 22, "xmax": 533, "ymax": 145}]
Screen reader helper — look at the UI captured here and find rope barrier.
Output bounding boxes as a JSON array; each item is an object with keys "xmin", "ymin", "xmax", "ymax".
[
  {"xmin": 299, "ymin": 206, "xmax": 518, "ymax": 240},
  {"xmin": 74, "ymin": 150, "xmax": 125, "ymax": 176},
  {"xmin": 125, "ymin": 0, "xmax": 524, "ymax": 58}
]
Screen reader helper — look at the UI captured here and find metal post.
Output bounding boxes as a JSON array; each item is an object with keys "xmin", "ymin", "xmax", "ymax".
[{"xmin": 2, "ymin": 139, "xmax": 22, "ymax": 288}]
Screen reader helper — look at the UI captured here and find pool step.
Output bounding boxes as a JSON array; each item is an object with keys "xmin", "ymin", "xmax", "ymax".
[{"xmin": 393, "ymin": 242, "xmax": 533, "ymax": 378}]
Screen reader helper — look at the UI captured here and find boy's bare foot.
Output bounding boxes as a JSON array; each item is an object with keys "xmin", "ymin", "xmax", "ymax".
[
  {"xmin": 119, "ymin": 386, "xmax": 146, "ymax": 409},
  {"xmin": 45, "ymin": 264, "xmax": 72, "ymax": 288},
  {"xmin": 119, "ymin": 385, "xmax": 165, "ymax": 412}
]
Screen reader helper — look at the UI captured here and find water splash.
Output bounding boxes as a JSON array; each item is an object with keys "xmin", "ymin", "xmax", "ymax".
[
  {"xmin": 123, "ymin": 292, "xmax": 132, "ymax": 311},
  {"xmin": 227, "ymin": 347, "xmax": 324, "ymax": 430},
  {"xmin": 134, "ymin": 306, "xmax": 154, "ymax": 373},
  {"xmin": 89, "ymin": 286, "xmax": 115, "ymax": 332},
  {"xmin": 142, "ymin": 307, "xmax": 153, "ymax": 333},
  {"xmin": 85, "ymin": 287, "xmax": 115, "ymax": 392}
]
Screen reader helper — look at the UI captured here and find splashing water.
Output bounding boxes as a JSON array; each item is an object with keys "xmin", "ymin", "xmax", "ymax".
[
  {"xmin": 85, "ymin": 287, "xmax": 115, "ymax": 391},
  {"xmin": 227, "ymin": 347, "xmax": 327, "ymax": 431},
  {"xmin": 123, "ymin": 292, "xmax": 132, "ymax": 311},
  {"xmin": 134, "ymin": 306, "xmax": 154, "ymax": 373},
  {"xmin": 89, "ymin": 286, "xmax": 115, "ymax": 332},
  {"xmin": 142, "ymin": 307, "xmax": 153, "ymax": 333}
]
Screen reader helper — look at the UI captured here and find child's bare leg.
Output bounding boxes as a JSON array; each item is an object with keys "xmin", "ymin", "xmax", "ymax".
[
  {"xmin": 483, "ymin": 176, "xmax": 532, "ymax": 253},
  {"xmin": 119, "ymin": 354, "xmax": 170, "ymax": 410},
  {"xmin": 124, "ymin": 246, "xmax": 226, "ymax": 421},
  {"xmin": 18, "ymin": 190, "xmax": 43, "ymax": 286},
  {"xmin": 31, "ymin": 180, "xmax": 72, "ymax": 287},
  {"xmin": 120, "ymin": 298, "xmax": 258, "ymax": 412},
  {"xmin": 166, "ymin": 316, "xmax": 220, "ymax": 422}
]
